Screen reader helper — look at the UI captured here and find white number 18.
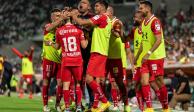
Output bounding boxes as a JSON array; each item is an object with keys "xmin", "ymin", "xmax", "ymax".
[{"xmin": 63, "ymin": 36, "xmax": 77, "ymax": 52}]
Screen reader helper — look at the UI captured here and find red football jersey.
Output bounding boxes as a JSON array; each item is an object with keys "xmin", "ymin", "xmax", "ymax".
[{"xmin": 56, "ymin": 23, "xmax": 85, "ymax": 66}]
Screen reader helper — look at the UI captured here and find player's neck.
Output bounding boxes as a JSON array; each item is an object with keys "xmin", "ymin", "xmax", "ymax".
[
  {"xmin": 146, "ymin": 12, "xmax": 154, "ymax": 20},
  {"xmin": 66, "ymin": 22, "xmax": 72, "ymax": 25}
]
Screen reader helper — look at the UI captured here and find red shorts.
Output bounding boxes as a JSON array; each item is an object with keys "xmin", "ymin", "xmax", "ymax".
[
  {"xmin": 133, "ymin": 67, "xmax": 141, "ymax": 83},
  {"xmin": 106, "ymin": 59, "xmax": 124, "ymax": 83},
  {"xmin": 22, "ymin": 75, "xmax": 33, "ymax": 84},
  {"xmin": 61, "ymin": 65, "xmax": 83, "ymax": 82},
  {"xmin": 141, "ymin": 58, "xmax": 164, "ymax": 82},
  {"xmin": 42, "ymin": 58, "xmax": 61, "ymax": 80},
  {"xmin": 87, "ymin": 53, "xmax": 107, "ymax": 77}
]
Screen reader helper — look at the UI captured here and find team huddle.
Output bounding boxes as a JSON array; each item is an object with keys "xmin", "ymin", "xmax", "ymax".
[{"xmin": 40, "ymin": 0, "xmax": 170, "ymax": 112}]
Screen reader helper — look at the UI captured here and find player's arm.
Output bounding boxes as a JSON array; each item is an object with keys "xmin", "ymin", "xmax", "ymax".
[
  {"xmin": 45, "ymin": 11, "xmax": 68, "ymax": 32},
  {"xmin": 44, "ymin": 40, "xmax": 61, "ymax": 50},
  {"xmin": 28, "ymin": 46, "xmax": 34, "ymax": 61},
  {"xmin": 135, "ymin": 42, "xmax": 143, "ymax": 64},
  {"xmin": 125, "ymin": 42, "xmax": 135, "ymax": 72},
  {"xmin": 80, "ymin": 30, "xmax": 88, "ymax": 49},
  {"xmin": 11, "ymin": 48, "xmax": 23, "ymax": 59},
  {"xmin": 72, "ymin": 17, "xmax": 93, "ymax": 26},
  {"xmin": 44, "ymin": 29, "xmax": 61, "ymax": 50}
]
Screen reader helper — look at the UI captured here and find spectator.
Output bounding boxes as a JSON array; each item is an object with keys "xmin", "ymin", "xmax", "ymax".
[{"xmin": 169, "ymin": 69, "xmax": 192, "ymax": 111}]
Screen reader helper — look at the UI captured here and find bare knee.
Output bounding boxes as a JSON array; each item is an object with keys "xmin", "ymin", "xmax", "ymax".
[{"xmin": 86, "ymin": 74, "xmax": 93, "ymax": 84}]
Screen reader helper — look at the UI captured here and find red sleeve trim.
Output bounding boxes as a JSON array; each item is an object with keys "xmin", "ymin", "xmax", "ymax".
[{"xmin": 151, "ymin": 19, "xmax": 162, "ymax": 35}]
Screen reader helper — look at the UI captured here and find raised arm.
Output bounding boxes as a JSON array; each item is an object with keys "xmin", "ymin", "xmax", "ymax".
[{"xmin": 11, "ymin": 48, "xmax": 23, "ymax": 59}]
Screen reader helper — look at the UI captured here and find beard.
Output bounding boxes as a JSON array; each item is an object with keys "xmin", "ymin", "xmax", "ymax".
[
  {"xmin": 133, "ymin": 21, "xmax": 140, "ymax": 26},
  {"xmin": 143, "ymin": 11, "xmax": 148, "ymax": 17}
]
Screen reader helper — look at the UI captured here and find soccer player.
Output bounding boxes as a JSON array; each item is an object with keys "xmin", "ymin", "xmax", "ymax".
[
  {"xmin": 71, "ymin": 0, "xmax": 111, "ymax": 111},
  {"xmin": 106, "ymin": 5, "xmax": 132, "ymax": 112},
  {"xmin": 136, "ymin": 0, "xmax": 170, "ymax": 112},
  {"xmin": 12, "ymin": 46, "xmax": 34, "ymax": 99},
  {"xmin": 45, "ymin": 12, "xmax": 88, "ymax": 112},
  {"xmin": 128, "ymin": 11, "xmax": 144, "ymax": 111},
  {"xmin": 42, "ymin": 8, "xmax": 66, "ymax": 112}
]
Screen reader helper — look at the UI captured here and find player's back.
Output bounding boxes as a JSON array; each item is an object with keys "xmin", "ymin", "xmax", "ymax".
[{"xmin": 56, "ymin": 23, "xmax": 84, "ymax": 66}]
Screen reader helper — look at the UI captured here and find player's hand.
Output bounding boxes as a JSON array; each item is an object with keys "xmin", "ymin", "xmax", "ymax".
[
  {"xmin": 30, "ymin": 46, "xmax": 34, "ymax": 50},
  {"xmin": 70, "ymin": 9, "xmax": 80, "ymax": 17},
  {"xmin": 112, "ymin": 30, "xmax": 120, "ymax": 37},
  {"xmin": 61, "ymin": 10, "xmax": 70, "ymax": 19},
  {"xmin": 44, "ymin": 40, "xmax": 52, "ymax": 46},
  {"xmin": 142, "ymin": 53, "xmax": 150, "ymax": 63},
  {"xmin": 131, "ymin": 64, "xmax": 136, "ymax": 74}
]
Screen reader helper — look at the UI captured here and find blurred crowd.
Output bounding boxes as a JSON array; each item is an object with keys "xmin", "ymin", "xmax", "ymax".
[
  {"xmin": 0, "ymin": 0, "xmax": 65, "ymax": 46},
  {"xmin": 155, "ymin": 1, "xmax": 194, "ymax": 64}
]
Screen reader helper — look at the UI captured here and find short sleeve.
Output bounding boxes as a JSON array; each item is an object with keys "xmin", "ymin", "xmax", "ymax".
[
  {"xmin": 90, "ymin": 14, "xmax": 107, "ymax": 28},
  {"xmin": 44, "ymin": 23, "xmax": 51, "ymax": 35},
  {"xmin": 90, "ymin": 15, "xmax": 102, "ymax": 25},
  {"xmin": 128, "ymin": 28, "xmax": 136, "ymax": 40},
  {"xmin": 151, "ymin": 19, "xmax": 162, "ymax": 35},
  {"xmin": 125, "ymin": 42, "xmax": 130, "ymax": 48}
]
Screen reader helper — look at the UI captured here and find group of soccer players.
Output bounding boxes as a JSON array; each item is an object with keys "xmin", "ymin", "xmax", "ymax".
[{"xmin": 41, "ymin": 0, "xmax": 171, "ymax": 112}]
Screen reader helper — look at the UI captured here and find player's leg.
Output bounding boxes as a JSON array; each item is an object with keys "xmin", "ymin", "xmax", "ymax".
[
  {"xmin": 108, "ymin": 60, "xmax": 121, "ymax": 111},
  {"xmin": 72, "ymin": 65, "xmax": 83, "ymax": 111},
  {"xmin": 26, "ymin": 75, "xmax": 33, "ymax": 99},
  {"xmin": 134, "ymin": 68, "xmax": 144, "ymax": 111},
  {"xmin": 140, "ymin": 60, "xmax": 153, "ymax": 111},
  {"xmin": 151, "ymin": 59, "xmax": 169, "ymax": 111},
  {"xmin": 69, "ymin": 77, "xmax": 75, "ymax": 103},
  {"xmin": 86, "ymin": 53, "xmax": 110, "ymax": 111},
  {"xmin": 112, "ymin": 59, "xmax": 130, "ymax": 112},
  {"xmin": 19, "ymin": 75, "xmax": 24, "ymax": 98},
  {"xmin": 55, "ymin": 63, "xmax": 63, "ymax": 111},
  {"xmin": 42, "ymin": 59, "xmax": 53, "ymax": 112},
  {"xmin": 61, "ymin": 66, "xmax": 71, "ymax": 111}
]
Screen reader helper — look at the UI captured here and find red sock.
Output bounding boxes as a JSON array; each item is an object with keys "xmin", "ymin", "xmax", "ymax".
[
  {"xmin": 89, "ymin": 81, "xmax": 107, "ymax": 103},
  {"xmin": 136, "ymin": 89, "xmax": 144, "ymax": 111},
  {"xmin": 76, "ymin": 86, "xmax": 82, "ymax": 106},
  {"xmin": 111, "ymin": 88, "xmax": 118, "ymax": 107},
  {"xmin": 119, "ymin": 83, "xmax": 128, "ymax": 105},
  {"xmin": 63, "ymin": 90, "xmax": 70, "ymax": 108},
  {"xmin": 42, "ymin": 85, "xmax": 48, "ymax": 106},
  {"xmin": 93, "ymin": 92, "xmax": 99, "ymax": 108},
  {"xmin": 160, "ymin": 85, "xmax": 168, "ymax": 109},
  {"xmin": 70, "ymin": 84, "xmax": 75, "ymax": 102},
  {"xmin": 56, "ymin": 85, "xmax": 62, "ymax": 105},
  {"xmin": 141, "ymin": 85, "xmax": 152, "ymax": 108},
  {"xmin": 154, "ymin": 89, "xmax": 163, "ymax": 107}
]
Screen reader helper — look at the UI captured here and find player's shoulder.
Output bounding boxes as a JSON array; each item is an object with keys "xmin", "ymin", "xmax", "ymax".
[
  {"xmin": 44, "ymin": 23, "xmax": 51, "ymax": 28},
  {"xmin": 152, "ymin": 16, "xmax": 161, "ymax": 25}
]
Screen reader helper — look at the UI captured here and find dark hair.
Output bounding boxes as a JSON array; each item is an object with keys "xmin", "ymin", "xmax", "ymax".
[
  {"xmin": 94, "ymin": 0, "xmax": 109, "ymax": 9},
  {"xmin": 50, "ymin": 8, "xmax": 61, "ymax": 13},
  {"xmin": 139, "ymin": 0, "xmax": 152, "ymax": 11}
]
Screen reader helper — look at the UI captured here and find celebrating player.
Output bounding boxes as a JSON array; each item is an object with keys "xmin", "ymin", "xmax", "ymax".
[
  {"xmin": 41, "ymin": 8, "xmax": 66, "ymax": 112},
  {"xmin": 71, "ymin": 0, "xmax": 112, "ymax": 111},
  {"xmin": 45, "ymin": 9, "xmax": 88, "ymax": 111},
  {"xmin": 106, "ymin": 5, "xmax": 132, "ymax": 112},
  {"xmin": 136, "ymin": 0, "xmax": 170, "ymax": 112},
  {"xmin": 12, "ymin": 46, "xmax": 34, "ymax": 99}
]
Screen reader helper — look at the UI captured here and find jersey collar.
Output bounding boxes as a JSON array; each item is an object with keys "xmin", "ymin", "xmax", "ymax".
[{"xmin": 144, "ymin": 14, "xmax": 155, "ymax": 26}]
